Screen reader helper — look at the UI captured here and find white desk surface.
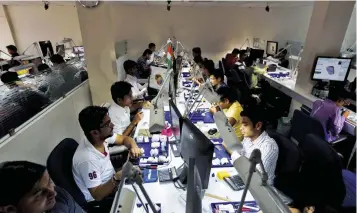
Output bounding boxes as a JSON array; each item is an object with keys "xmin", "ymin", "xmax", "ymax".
[{"xmin": 111, "ymin": 69, "xmax": 255, "ymax": 213}]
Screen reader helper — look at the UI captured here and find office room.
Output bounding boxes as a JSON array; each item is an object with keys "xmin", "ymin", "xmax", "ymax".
[{"xmin": 0, "ymin": 0, "xmax": 355, "ymax": 212}]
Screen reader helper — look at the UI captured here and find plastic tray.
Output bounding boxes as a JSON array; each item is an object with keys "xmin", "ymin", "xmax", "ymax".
[
  {"xmin": 189, "ymin": 109, "xmax": 215, "ymax": 123},
  {"xmin": 182, "ymin": 73, "xmax": 191, "ymax": 78},
  {"xmin": 212, "ymin": 144, "xmax": 232, "ymax": 168},
  {"xmin": 136, "ymin": 142, "xmax": 170, "ymax": 166},
  {"xmin": 211, "ymin": 201, "xmax": 259, "ymax": 212}
]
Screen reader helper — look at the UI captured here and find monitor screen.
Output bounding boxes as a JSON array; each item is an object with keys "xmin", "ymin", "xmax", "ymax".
[
  {"xmin": 39, "ymin": 41, "xmax": 54, "ymax": 57},
  {"xmin": 266, "ymin": 41, "xmax": 278, "ymax": 56},
  {"xmin": 169, "ymin": 99, "xmax": 182, "ymax": 144},
  {"xmin": 312, "ymin": 57, "xmax": 352, "ymax": 81}
]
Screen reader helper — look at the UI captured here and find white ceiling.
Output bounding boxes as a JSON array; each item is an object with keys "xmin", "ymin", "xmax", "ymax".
[{"xmin": 0, "ymin": 1, "xmax": 314, "ymax": 8}]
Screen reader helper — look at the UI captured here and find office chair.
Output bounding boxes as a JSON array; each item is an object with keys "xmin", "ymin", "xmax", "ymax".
[
  {"xmin": 267, "ymin": 131, "xmax": 304, "ymax": 201},
  {"xmin": 47, "ymin": 138, "xmax": 87, "ymax": 208},
  {"xmin": 296, "ymin": 134, "xmax": 346, "ymax": 210},
  {"xmin": 290, "ymin": 110, "xmax": 347, "ymax": 145}
]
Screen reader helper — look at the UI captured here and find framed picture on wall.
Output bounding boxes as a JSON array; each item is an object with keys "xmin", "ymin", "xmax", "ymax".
[{"xmin": 266, "ymin": 41, "xmax": 278, "ymax": 56}]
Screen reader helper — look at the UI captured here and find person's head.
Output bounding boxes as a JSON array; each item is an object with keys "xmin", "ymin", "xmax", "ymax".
[
  {"xmin": 277, "ymin": 48, "xmax": 287, "ymax": 59},
  {"xmin": 142, "ymin": 49, "xmax": 153, "ymax": 60},
  {"xmin": 0, "ymin": 161, "xmax": 56, "ymax": 213},
  {"xmin": 202, "ymin": 59, "xmax": 215, "ymax": 76},
  {"xmin": 148, "ymin": 43, "xmax": 156, "ymax": 52},
  {"xmin": 240, "ymin": 105, "xmax": 266, "ymax": 138},
  {"xmin": 232, "ymin": 48, "xmax": 240, "ymax": 57},
  {"xmin": 194, "ymin": 56, "xmax": 204, "ymax": 68},
  {"xmin": 6, "ymin": 45, "xmax": 17, "ymax": 55},
  {"xmin": 327, "ymin": 87, "xmax": 349, "ymax": 107},
  {"xmin": 0, "ymin": 71, "xmax": 20, "ymax": 87},
  {"xmin": 155, "ymin": 74, "xmax": 163, "ymax": 85},
  {"xmin": 239, "ymin": 50, "xmax": 247, "ymax": 61},
  {"xmin": 37, "ymin": 64, "xmax": 50, "ymax": 73},
  {"xmin": 50, "ymin": 54, "xmax": 65, "ymax": 65},
  {"xmin": 216, "ymin": 87, "xmax": 238, "ymax": 109},
  {"xmin": 123, "ymin": 60, "xmax": 138, "ymax": 76},
  {"xmin": 78, "ymin": 106, "xmax": 114, "ymax": 143},
  {"xmin": 111, "ymin": 81, "xmax": 133, "ymax": 107},
  {"xmin": 192, "ymin": 47, "xmax": 201, "ymax": 57},
  {"xmin": 209, "ymin": 68, "xmax": 224, "ymax": 87},
  {"xmin": 244, "ymin": 56, "xmax": 254, "ymax": 67}
]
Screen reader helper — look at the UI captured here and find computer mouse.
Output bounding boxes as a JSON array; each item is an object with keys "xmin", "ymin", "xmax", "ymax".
[{"xmin": 208, "ymin": 128, "xmax": 218, "ymax": 135}]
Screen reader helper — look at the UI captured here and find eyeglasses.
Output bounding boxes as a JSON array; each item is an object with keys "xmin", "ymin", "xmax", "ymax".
[{"xmin": 100, "ymin": 120, "xmax": 112, "ymax": 128}]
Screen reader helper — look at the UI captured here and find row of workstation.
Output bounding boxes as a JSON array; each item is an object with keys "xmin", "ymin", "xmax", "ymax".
[{"xmin": 110, "ymin": 66, "xmax": 257, "ymax": 213}]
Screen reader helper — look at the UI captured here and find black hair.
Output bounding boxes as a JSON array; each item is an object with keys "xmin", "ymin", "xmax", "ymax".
[
  {"xmin": 240, "ymin": 105, "xmax": 267, "ymax": 130},
  {"xmin": 0, "ymin": 161, "xmax": 46, "ymax": 206},
  {"xmin": 244, "ymin": 56, "xmax": 254, "ymax": 67},
  {"xmin": 278, "ymin": 48, "xmax": 288, "ymax": 55},
  {"xmin": 6, "ymin": 45, "xmax": 17, "ymax": 52},
  {"xmin": 232, "ymin": 48, "xmax": 240, "ymax": 55},
  {"xmin": 110, "ymin": 81, "xmax": 132, "ymax": 104},
  {"xmin": 203, "ymin": 59, "xmax": 215, "ymax": 72},
  {"xmin": 148, "ymin": 43, "xmax": 156, "ymax": 49},
  {"xmin": 210, "ymin": 68, "xmax": 224, "ymax": 82},
  {"xmin": 142, "ymin": 49, "xmax": 152, "ymax": 56},
  {"xmin": 37, "ymin": 63, "xmax": 50, "ymax": 72},
  {"xmin": 327, "ymin": 87, "xmax": 348, "ymax": 102},
  {"xmin": 194, "ymin": 56, "xmax": 204, "ymax": 64},
  {"xmin": 50, "ymin": 54, "xmax": 65, "ymax": 64},
  {"xmin": 123, "ymin": 60, "xmax": 137, "ymax": 74},
  {"xmin": 0, "ymin": 71, "xmax": 19, "ymax": 84},
  {"xmin": 192, "ymin": 47, "xmax": 201, "ymax": 56},
  {"xmin": 216, "ymin": 87, "xmax": 238, "ymax": 103},
  {"xmin": 78, "ymin": 106, "xmax": 108, "ymax": 141}
]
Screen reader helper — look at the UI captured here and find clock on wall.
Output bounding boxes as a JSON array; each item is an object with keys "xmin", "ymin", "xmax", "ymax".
[{"xmin": 78, "ymin": 0, "xmax": 100, "ymax": 8}]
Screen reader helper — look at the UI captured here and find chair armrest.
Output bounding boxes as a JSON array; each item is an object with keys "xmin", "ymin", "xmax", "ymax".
[{"xmin": 330, "ymin": 135, "xmax": 349, "ymax": 145}]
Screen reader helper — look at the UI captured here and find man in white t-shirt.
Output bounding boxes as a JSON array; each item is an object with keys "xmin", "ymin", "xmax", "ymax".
[
  {"xmin": 72, "ymin": 106, "xmax": 142, "ymax": 212},
  {"xmin": 109, "ymin": 81, "xmax": 146, "ymax": 136},
  {"xmin": 123, "ymin": 60, "xmax": 148, "ymax": 100}
]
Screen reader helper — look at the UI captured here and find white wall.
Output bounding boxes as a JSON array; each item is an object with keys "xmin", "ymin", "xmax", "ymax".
[
  {"xmin": 110, "ymin": 4, "xmax": 314, "ymax": 62},
  {"xmin": 4, "ymin": 4, "xmax": 82, "ymax": 56},
  {"xmin": 0, "ymin": 5, "xmax": 14, "ymax": 59},
  {"xmin": 342, "ymin": 6, "xmax": 356, "ymax": 52},
  {"xmin": 0, "ymin": 82, "xmax": 92, "ymax": 165}
]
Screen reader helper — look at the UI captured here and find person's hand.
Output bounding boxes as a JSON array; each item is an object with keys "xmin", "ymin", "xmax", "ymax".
[
  {"xmin": 114, "ymin": 170, "xmax": 122, "ymax": 181},
  {"xmin": 343, "ymin": 110, "xmax": 350, "ymax": 118},
  {"xmin": 130, "ymin": 146, "xmax": 143, "ymax": 158},
  {"xmin": 133, "ymin": 112, "xmax": 144, "ymax": 125},
  {"xmin": 209, "ymin": 105, "xmax": 218, "ymax": 114}
]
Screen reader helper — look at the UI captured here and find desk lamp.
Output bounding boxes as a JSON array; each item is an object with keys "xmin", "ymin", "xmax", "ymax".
[
  {"xmin": 149, "ymin": 68, "xmax": 174, "ymax": 133},
  {"xmin": 233, "ymin": 149, "xmax": 291, "ymax": 213}
]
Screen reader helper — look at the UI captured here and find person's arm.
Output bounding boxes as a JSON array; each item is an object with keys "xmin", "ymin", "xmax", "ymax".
[
  {"xmin": 132, "ymin": 87, "xmax": 147, "ymax": 100},
  {"xmin": 253, "ymin": 66, "xmax": 266, "ymax": 75},
  {"xmin": 328, "ymin": 109, "xmax": 347, "ymax": 137},
  {"xmin": 121, "ymin": 112, "xmax": 143, "ymax": 137},
  {"xmin": 257, "ymin": 142, "xmax": 279, "ymax": 185},
  {"xmin": 130, "ymin": 102, "xmax": 145, "ymax": 112},
  {"xmin": 113, "ymin": 134, "xmax": 142, "ymax": 158},
  {"xmin": 77, "ymin": 161, "xmax": 121, "ymax": 201}
]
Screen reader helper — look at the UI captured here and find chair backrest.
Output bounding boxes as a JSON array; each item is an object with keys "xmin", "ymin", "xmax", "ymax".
[
  {"xmin": 297, "ymin": 134, "xmax": 345, "ymax": 209},
  {"xmin": 267, "ymin": 131, "xmax": 304, "ymax": 200},
  {"xmin": 290, "ymin": 110, "xmax": 325, "ymax": 144},
  {"xmin": 47, "ymin": 138, "xmax": 87, "ymax": 207}
]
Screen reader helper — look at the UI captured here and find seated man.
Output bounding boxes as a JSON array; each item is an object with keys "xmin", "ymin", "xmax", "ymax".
[
  {"xmin": 192, "ymin": 47, "xmax": 202, "ymax": 58},
  {"xmin": 72, "ymin": 106, "xmax": 142, "ymax": 212},
  {"xmin": 311, "ymin": 87, "xmax": 350, "ymax": 142},
  {"xmin": 277, "ymin": 48, "xmax": 289, "ymax": 68},
  {"xmin": 137, "ymin": 49, "xmax": 153, "ymax": 79},
  {"xmin": 0, "ymin": 161, "xmax": 85, "ymax": 213},
  {"xmin": 210, "ymin": 87, "xmax": 243, "ymax": 141},
  {"xmin": 124, "ymin": 60, "xmax": 148, "ymax": 100},
  {"xmin": 225, "ymin": 48, "xmax": 240, "ymax": 69},
  {"xmin": 209, "ymin": 68, "xmax": 227, "ymax": 91},
  {"xmin": 231, "ymin": 105, "xmax": 292, "ymax": 204},
  {"xmin": 244, "ymin": 57, "xmax": 266, "ymax": 89},
  {"xmin": 109, "ymin": 81, "xmax": 145, "ymax": 136}
]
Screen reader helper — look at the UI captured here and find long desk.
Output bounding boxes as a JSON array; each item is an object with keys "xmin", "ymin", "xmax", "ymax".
[
  {"xmin": 259, "ymin": 61, "xmax": 356, "ymax": 136},
  {"xmin": 110, "ymin": 67, "xmax": 255, "ymax": 212}
]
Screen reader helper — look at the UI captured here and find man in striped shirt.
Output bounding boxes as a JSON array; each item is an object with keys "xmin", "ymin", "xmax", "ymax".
[{"xmin": 231, "ymin": 106, "xmax": 292, "ymax": 204}]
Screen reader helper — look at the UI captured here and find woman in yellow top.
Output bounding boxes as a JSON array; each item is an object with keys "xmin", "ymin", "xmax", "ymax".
[{"xmin": 210, "ymin": 87, "xmax": 243, "ymax": 141}]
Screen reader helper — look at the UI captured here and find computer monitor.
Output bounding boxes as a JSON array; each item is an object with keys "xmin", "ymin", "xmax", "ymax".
[
  {"xmin": 186, "ymin": 158, "xmax": 203, "ymax": 213},
  {"xmin": 266, "ymin": 41, "xmax": 278, "ymax": 56},
  {"xmin": 38, "ymin": 41, "xmax": 54, "ymax": 57},
  {"xmin": 169, "ymin": 99, "xmax": 183, "ymax": 144},
  {"xmin": 179, "ymin": 118, "xmax": 214, "ymax": 189},
  {"xmin": 249, "ymin": 48, "xmax": 265, "ymax": 61},
  {"xmin": 56, "ymin": 44, "xmax": 65, "ymax": 57},
  {"xmin": 311, "ymin": 56, "xmax": 352, "ymax": 82}
]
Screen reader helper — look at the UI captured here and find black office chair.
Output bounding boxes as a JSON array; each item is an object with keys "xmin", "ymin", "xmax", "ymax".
[
  {"xmin": 290, "ymin": 110, "xmax": 347, "ymax": 145},
  {"xmin": 267, "ymin": 131, "xmax": 304, "ymax": 202},
  {"xmin": 296, "ymin": 134, "xmax": 346, "ymax": 211},
  {"xmin": 47, "ymin": 138, "xmax": 87, "ymax": 208}
]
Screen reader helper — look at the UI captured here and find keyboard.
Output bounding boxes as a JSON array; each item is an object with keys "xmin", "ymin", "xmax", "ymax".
[
  {"xmin": 158, "ymin": 167, "xmax": 178, "ymax": 182},
  {"xmin": 224, "ymin": 175, "xmax": 245, "ymax": 191}
]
